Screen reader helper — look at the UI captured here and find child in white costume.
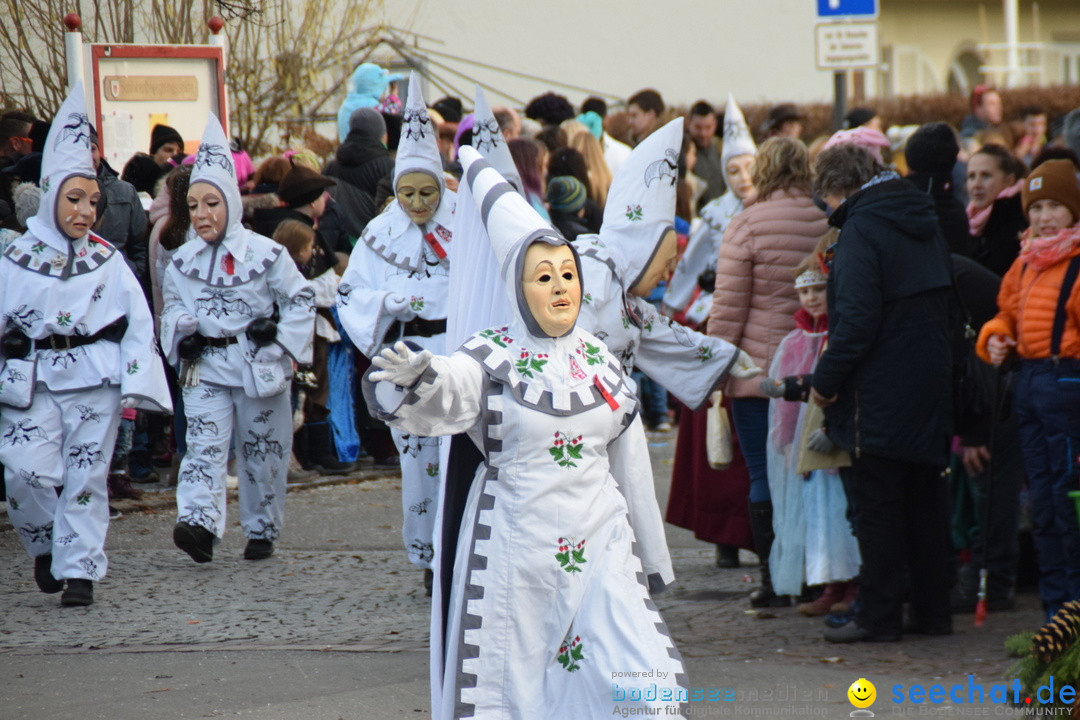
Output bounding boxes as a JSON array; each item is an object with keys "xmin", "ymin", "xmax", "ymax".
[
  {"xmin": 337, "ymin": 73, "xmax": 455, "ymax": 572},
  {"xmin": 366, "ymin": 148, "xmax": 689, "ymax": 718},
  {"xmin": 161, "ymin": 114, "xmax": 314, "ymax": 563},
  {"xmin": 0, "ymin": 82, "xmax": 172, "ymax": 606},
  {"xmin": 574, "ymin": 117, "xmax": 761, "ymax": 590},
  {"xmin": 760, "ymin": 258, "xmax": 860, "ymax": 613}
]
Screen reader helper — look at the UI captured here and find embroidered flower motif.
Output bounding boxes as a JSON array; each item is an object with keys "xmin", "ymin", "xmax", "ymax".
[
  {"xmin": 41, "ymin": 177, "xmax": 51, "ymax": 194},
  {"xmin": 31, "ymin": 241, "xmax": 46, "ymax": 255},
  {"xmin": 479, "ymin": 326, "xmax": 513, "ymax": 348},
  {"xmin": 557, "ymin": 634, "xmax": 585, "ymax": 672},
  {"xmin": 75, "ymin": 491, "xmax": 92, "ymax": 506},
  {"xmin": 515, "ymin": 349, "xmax": 549, "ymax": 379},
  {"xmin": 126, "ymin": 360, "xmax": 139, "ymax": 375},
  {"xmin": 555, "ymin": 536, "xmax": 586, "ymax": 573},
  {"xmin": 575, "ymin": 339, "xmax": 605, "ymax": 366},
  {"xmin": 696, "ymin": 345, "xmax": 714, "ymax": 362},
  {"xmin": 582, "ymin": 293, "xmax": 593, "ymax": 305},
  {"xmin": 568, "ymin": 355, "xmax": 587, "ymax": 381},
  {"xmin": 409, "ymin": 296, "xmax": 424, "ymax": 312},
  {"xmin": 55, "ymin": 311, "xmax": 72, "ymax": 327},
  {"xmin": 625, "ymin": 204, "xmax": 643, "ymax": 222},
  {"xmin": 549, "ymin": 431, "xmax": 583, "ymax": 469},
  {"xmin": 621, "ymin": 312, "xmax": 631, "ymax": 330},
  {"xmin": 425, "ymin": 462, "xmax": 439, "ymax": 478}
]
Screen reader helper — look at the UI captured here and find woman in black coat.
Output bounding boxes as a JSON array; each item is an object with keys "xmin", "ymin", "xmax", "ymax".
[{"xmin": 966, "ymin": 144, "xmax": 1027, "ymax": 277}]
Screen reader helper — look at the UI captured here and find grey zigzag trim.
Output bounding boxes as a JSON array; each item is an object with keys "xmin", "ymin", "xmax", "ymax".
[{"xmin": 631, "ymin": 539, "xmax": 690, "ymax": 718}]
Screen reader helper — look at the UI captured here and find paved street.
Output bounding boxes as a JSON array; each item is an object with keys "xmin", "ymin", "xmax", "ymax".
[{"xmin": 0, "ymin": 429, "xmax": 1047, "ymax": 719}]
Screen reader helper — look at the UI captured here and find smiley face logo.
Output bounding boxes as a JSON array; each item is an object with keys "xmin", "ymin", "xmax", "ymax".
[{"xmin": 848, "ymin": 677, "xmax": 876, "ymax": 709}]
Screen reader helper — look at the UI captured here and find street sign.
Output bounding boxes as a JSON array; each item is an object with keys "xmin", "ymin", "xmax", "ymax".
[
  {"xmin": 815, "ymin": 22, "xmax": 880, "ymax": 70},
  {"xmin": 817, "ymin": 0, "xmax": 878, "ymax": 19}
]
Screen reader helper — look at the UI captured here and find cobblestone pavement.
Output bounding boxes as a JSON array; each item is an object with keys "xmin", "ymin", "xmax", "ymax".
[{"xmin": 0, "ymin": 429, "xmax": 1048, "ymax": 717}]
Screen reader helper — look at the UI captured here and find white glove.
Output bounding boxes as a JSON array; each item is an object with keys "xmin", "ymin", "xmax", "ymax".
[
  {"xmin": 120, "ymin": 397, "xmax": 139, "ymax": 409},
  {"xmin": 759, "ymin": 378, "xmax": 785, "ymax": 398},
  {"xmin": 253, "ymin": 344, "xmax": 284, "ymax": 363},
  {"xmin": 806, "ymin": 428, "xmax": 836, "ymax": 454},
  {"xmin": 370, "ymin": 341, "xmax": 432, "ymax": 387},
  {"xmin": 730, "ymin": 350, "xmax": 763, "ymax": 379},
  {"xmin": 176, "ymin": 314, "xmax": 199, "ymax": 338},
  {"xmin": 384, "ymin": 294, "xmax": 415, "ymax": 320}
]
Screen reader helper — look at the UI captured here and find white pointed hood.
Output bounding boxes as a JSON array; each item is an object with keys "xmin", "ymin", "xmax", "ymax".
[
  {"xmin": 470, "ymin": 86, "xmax": 521, "ymax": 192},
  {"xmin": 594, "ymin": 117, "xmax": 683, "ymax": 289},
  {"xmin": 25, "ymin": 80, "xmax": 98, "ymax": 252},
  {"xmin": 395, "ymin": 73, "xmax": 445, "ymax": 193},
  {"xmin": 721, "ymin": 93, "xmax": 756, "ymax": 169},
  {"xmin": 459, "ymin": 145, "xmax": 581, "ymax": 339},
  {"xmin": 189, "ymin": 113, "xmax": 245, "ymax": 246}
]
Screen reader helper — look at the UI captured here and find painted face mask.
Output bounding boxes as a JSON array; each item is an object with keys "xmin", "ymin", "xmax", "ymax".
[
  {"xmin": 521, "ymin": 242, "xmax": 581, "ymax": 337},
  {"xmin": 396, "ymin": 171, "xmax": 441, "ymax": 226}
]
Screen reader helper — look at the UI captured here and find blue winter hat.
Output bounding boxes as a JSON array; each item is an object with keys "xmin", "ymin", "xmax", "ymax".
[{"xmin": 547, "ymin": 175, "xmax": 587, "ymax": 213}]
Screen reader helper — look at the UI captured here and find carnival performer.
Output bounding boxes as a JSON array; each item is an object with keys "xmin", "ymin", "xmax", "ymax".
[
  {"xmin": 0, "ymin": 82, "xmax": 172, "ymax": 606},
  {"xmin": 759, "ymin": 251, "xmax": 860, "ymax": 615},
  {"xmin": 664, "ymin": 95, "xmax": 758, "ymax": 324},
  {"xmin": 574, "ymin": 117, "xmax": 762, "ymax": 589},
  {"xmin": 337, "ymin": 73, "xmax": 455, "ymax": 578},
  {"xmin": 161, "ymin": 114, "xmax": 314, "ymax": 564},
  {"xmin": 366, "ymin": 146, "xmax": 688, "ymax": 717}
]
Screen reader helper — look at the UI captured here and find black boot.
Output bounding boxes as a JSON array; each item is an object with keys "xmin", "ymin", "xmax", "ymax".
[
  {"xmin": 748, "ymin": 500, "xmax": 791, "ymax": 608},
  {"xmin": 61, "ymin": 578, "xmax": 94, "ymax": 606},
  {"xmin": 716, "ymin": 543, "xmax": 741, "ymax": 569},
  {"xmin": 34, "ymin": 554, "xmax": 63, "ymax": 593},
  {"xmin": 306, "ymin": 421, "xmax": 356, "ymax": 476},
  {"xmin": 244, "ymin": 538, "xmax": 274, "ymax": 560},
  {"xmin": 173, "ymin": 522, "xmax": 214, "ymax": 563}
]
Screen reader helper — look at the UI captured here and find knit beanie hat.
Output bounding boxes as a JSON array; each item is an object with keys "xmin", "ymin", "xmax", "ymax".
[
  {"xmin": 905, "ymin": 122, "xmax": 960, "ymax": 176},
  {"xmin": 150, "ymin": 124, "xmax": 184, "ymax": 154},
  {"xmin": 547, "ymin": 175, "xmax": 587, "ymax": 213},
  {"xmin": 278, "ymin": 161, "xmax": 336, "ymax": 208},
  {"xmin": 348, "ymin": 107, "xmax": 387, "ymax": 140},
  {"xmin": 1022, "ymin": 158, "xmax": 1080, "ymax": 222},
  {"xmin": 121, "ymin": 152, "xmax": 166, "ymax": 194}
]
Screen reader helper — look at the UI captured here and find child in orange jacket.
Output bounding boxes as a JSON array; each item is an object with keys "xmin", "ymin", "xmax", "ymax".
[{"xmin": 977, "ymin": 159, "xmax": 1080, "ymax": 617}]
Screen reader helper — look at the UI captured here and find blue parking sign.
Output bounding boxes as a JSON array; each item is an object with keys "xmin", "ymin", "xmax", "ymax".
[{"xmin": 817, "ymin": 0, "xmax": 877, "ymax": 18}]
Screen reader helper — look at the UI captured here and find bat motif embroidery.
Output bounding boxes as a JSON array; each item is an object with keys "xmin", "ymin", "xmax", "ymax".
[
  {"xmin": 177, "ymin": 503, "xmax": 218, "ymax": 531},
  {"xmin": 472, "ymin": 117, "xmax": 502, "ymax": 153},
  {"xmin": 253, "ymin": 409, "xmax": 274, "ymax": 424},
  {"xmin": 402, "ymin": 108, "xmax": 430, "ymax": 141},
  {"xmin": 248, "ymin": 519, "xmax": 279, "ymax": 541},
  {"xmin": 200, "ymin": 445, "xmax": 224, "ymax": 459},
  {"xmin": 78, "ymin": 557, "xmax": 100, "ymax": 579},
  {"xmin": 5, "ymin": 305, "xmax": 43, "ymax": 331},
  {"xmin": 20, "ymin": 469, "xmax": 45, "ymax": 488},
  {"xmin": 258, "ymin": 493, "xmax": 276, "ymax": 509},
  {"xmin": 409, "ymin": 540, "xmax": 434, "ymax": 563},
  {"xmin": 242, "ymin": 429, "xmax": 284, "ymax": 461},
  {"xmin": 644, "ymin": 149, "xmax": 679, "ymax": 188},
  {"xmin": 46, "ymin": 346, "xmax": 87, "ymax": 369},
  {"xmin": 409, "ymin": 498, "xmax": 431, "ymax": 516},
  {"xmin": 194, "ymin": 142, "xmax": 234, "ymax": 175},
  {"xmin": 195, "ymin": 289, "xmax": 253, "ymax": 318},
  {"xmin": 54, "ymin": 531, "xmax": 79, "ymax": 546},
  {"xmin": 55, "ymin": 112, "xmax": 93, "ymax": 149},
  {"xmin": 179, "ymin": 461, "xmax": 214, "ymax": 487},
  {"xmin": 188, "ymin": 415, "xmax": 220, "ymax": 437},
  {"xmin": 91, "ymin": 284, "xmax": 105, "ymax": 302},
  {"xmin": 75, "ymin": 405, "xmax": 101, "ymax": 422},
  {"xmin": 67, "ymin": 442, "xmax": 105, "ymax": 468},
  {"xmin": 18, "ymin": 521, "xmax": 53, "ymax": 545},
  {"xmin": 2, "ymin": 419, "xmax": 47, "ymax": 446},
  {"xmin": 337, "ymin": 283, "xmax": 353, "ymax": 306}
]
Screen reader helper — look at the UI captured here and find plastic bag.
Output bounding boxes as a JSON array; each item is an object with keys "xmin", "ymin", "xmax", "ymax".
[{"xmin": 706, "ymin": 390, "xmax": 733, "ymax": 469}]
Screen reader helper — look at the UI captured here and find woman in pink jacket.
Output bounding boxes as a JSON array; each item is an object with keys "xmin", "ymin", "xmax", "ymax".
[{"xmin": 707, "ymin": 136, "xmax": 829, "ymax": 606}]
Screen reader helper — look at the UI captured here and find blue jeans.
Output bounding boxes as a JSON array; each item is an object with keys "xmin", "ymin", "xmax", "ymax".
[
  {"xmin": 1014, "ymin": 359, "xmax": 1080, "ymax": 615},
  {"xmin": 633, "ymin": 369, "xmax": 669, "ymax": 427},
  {"xmin": 732, "ymin": 397, "xmax": 770, "ymax": 503}
]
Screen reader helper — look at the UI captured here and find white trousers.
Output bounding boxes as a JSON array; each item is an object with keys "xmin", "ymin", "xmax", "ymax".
[
  {"xmin": 1, "ymin": 386, "xmax": 122, "ymax": 581},
  {"xmin": 176, "ymin": 384, "xmax": 290, "ymax": 541},
  {"xmin": 391, "ymin": 428, "xmax": 441, "ymax": 569}
]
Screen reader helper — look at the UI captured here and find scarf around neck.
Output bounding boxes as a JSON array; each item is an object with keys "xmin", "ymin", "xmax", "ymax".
[
  {"xmin": 1018, "ymin": 224, "xmax": 1080, "ymax": 271},
  {"xmin": 967, "ymin": 179, "xmax": 1023, "ymax": 237}
]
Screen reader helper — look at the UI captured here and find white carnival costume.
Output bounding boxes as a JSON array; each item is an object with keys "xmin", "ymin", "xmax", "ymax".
[
  {"xmin": 160, "ymin": 115, "xmax": 313, "ymax": 558},
  {"xmin": 366, "ymin": 148, "xmax": 688, "ymax": 718},
  {"xmin": 664, "ymin": 95, "xmax": 757, "ymax": 323},
  {"xmin": 337, "ymin": 73, "xmax": 455, "ymax": 569},
  {"xmin": 575, "ymin": 118, "xmax": 750, "ymax": 588},
  {"xmin": 0, "ymin": 82, "xmax": 171, "ymax": 597}
]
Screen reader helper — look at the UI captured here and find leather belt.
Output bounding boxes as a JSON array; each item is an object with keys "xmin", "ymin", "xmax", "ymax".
[
  {"xmin": 34, "ymin": 317, "xmax": 128, "ymax": 352},
  {"xmin": 204, "ymin": 335, "xmax": 239, "ymax": 348},
  {"xmin": 396, "ymin": 317, "xmax": 446, "ymax": 338}
]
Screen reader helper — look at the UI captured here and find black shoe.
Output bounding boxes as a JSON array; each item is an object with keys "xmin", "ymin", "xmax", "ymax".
[
  {"xmin": 424, "ymin": 568, "xmax": 433, "ymax": 597},
  {"xmin": 173, "ymin": 522, "xmax": 214, "ymax": 563},
  {"xmin": 107, "ymin": 471, "xmax": 143, "ymax": 500},
  {"xmin": 34, "ymin": 554, "xmax": 63, "ymax": 594},
  {"xmin": 243, "ymin": 539, "xmax": 274, "ymax": 560},
  {"xmin": 61, "ymin": 579, "xmax": 94, "ymax": 607},
  {"xmin": 306, "ymin": 422, "xmax": 357, "ymax": 476},
  {"xmin": 824, "ymin": 620, "xmax": 899, "ymax": 643},
  {"xmin": 824, "ymin": 608, "xmax": 856, "ymax": 628},
  {"xmin": 716, "ymin": 544, "xmax": 741, "ymax": 569},
  {"xmin": 750, "ymin": 588, "xmax": 793, "ymax": 608}
]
